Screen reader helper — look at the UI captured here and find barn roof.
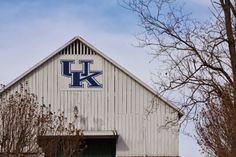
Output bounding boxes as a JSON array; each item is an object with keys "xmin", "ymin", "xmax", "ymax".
[{"xmin": 0, "ymin": 36, "xmax": 184, "ymax": 117}]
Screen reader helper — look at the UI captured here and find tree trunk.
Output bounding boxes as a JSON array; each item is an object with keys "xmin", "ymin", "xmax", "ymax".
[{"xmin": 222, "ymin": 1, "xmax": 236, "ymax": 156}]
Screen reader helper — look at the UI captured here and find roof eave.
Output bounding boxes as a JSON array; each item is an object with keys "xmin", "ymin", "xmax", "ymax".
[
  {"xmin": 0, "ymin": 36, "xmax": 184, "ymax": 117},
  {"xmin": 0, "ymin": 37, "xmax": 78, "ymax": 94}
]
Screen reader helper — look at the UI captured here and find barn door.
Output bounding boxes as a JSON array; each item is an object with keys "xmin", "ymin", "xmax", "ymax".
[{"xmin": 79, "ymin": 139, "xmax": 116, "ymax": 157}]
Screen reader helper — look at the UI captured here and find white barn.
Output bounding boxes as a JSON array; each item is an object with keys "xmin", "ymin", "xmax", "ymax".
[{"xmin": 0, "ymin": 36, "xmax": 183, "ymax": 157}]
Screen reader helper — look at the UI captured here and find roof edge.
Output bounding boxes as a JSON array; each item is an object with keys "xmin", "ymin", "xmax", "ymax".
[
  {"xmin": 77, "ymin": 36, "xmax": 184, "ymax": 117},
  {"xmin": 0, "ymin": 37, "xmax": 78, "ymax": 93},
  {"xmin": 0, "ymin": 36, "xmax": 184, "ymax": 117}
]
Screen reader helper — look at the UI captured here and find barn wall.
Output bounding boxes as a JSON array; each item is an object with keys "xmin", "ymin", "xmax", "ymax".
[{"xmin": 1, "ymin": 40, "xmax": 179, "ymax": 156}]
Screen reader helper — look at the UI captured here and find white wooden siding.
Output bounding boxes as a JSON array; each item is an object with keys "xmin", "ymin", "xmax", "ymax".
[{"xmin": 1, "ymin": 39, "xmax": 179, "ymax": 156}]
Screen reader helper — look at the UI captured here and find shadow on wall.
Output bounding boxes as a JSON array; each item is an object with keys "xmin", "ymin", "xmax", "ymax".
[
  {"xmin": 116, "ymin": 136, "xmax": 129, "ymax": 151},
  {"xmin": 93, "ymin": 117, "xmax": 104, "ymax": 130},
  {"xmin": 79, "ymin": 116, "xmax": 104, "ymax": 130},
  {"xmin": 80, "ymin": 116, "xmax": 88, "ymax": 130}
]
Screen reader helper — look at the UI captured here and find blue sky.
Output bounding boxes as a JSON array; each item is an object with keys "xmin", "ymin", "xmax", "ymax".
[{"xmin": 0, "ymin": 0, "xmax": 212, "ymax": 156}]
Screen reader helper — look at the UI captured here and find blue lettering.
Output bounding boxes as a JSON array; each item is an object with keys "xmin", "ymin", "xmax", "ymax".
[{"xmin": 61, "ymin": 60, "xmax": 102, "ymax": 88}]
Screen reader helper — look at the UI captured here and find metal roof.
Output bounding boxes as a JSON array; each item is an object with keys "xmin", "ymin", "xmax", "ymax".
[{"xmin": 38, "ymin": 130, "xmax": 118, "ymax": 140}]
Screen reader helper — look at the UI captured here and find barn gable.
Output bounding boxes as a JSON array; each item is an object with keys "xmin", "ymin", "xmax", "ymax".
[
  {"xmin": 0, "ymin": 36, "xmax": 182, "ymax": 156},
  {"xmin": 0, "ymin": 36, "xmax": 182, "ymax": 115}
]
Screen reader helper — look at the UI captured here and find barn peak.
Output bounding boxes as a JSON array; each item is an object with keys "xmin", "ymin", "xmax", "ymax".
[{"xmin": 0, "ymin": 36, "xmax": 183, "ymax": 116}]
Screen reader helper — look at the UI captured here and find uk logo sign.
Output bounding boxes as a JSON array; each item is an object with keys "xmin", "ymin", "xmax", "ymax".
[{"xmin": 61, "ymin": 60, "xmax": 103, "ymax": 88}]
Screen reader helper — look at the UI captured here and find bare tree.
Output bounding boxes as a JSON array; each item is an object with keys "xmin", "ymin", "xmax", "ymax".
[
  {"xmin": 196, "ymin": 84, "xmax": 234, "ymax": 157},
  {"xmin": 0, "ymin": 84, "xmax": 84, "ymax": 157},
  {"xmin": 123, "ymin": 0, "xmax": 236, "ymax": 156},
  {"xmin": 38, "ymin": 130, "xmax": 85, "ymax": 157}
]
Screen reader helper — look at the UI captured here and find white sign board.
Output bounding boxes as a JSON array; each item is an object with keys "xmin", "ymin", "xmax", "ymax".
[{"xmin": 59, "ymin": 55, "xmax": 103, "ymax": 91}]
